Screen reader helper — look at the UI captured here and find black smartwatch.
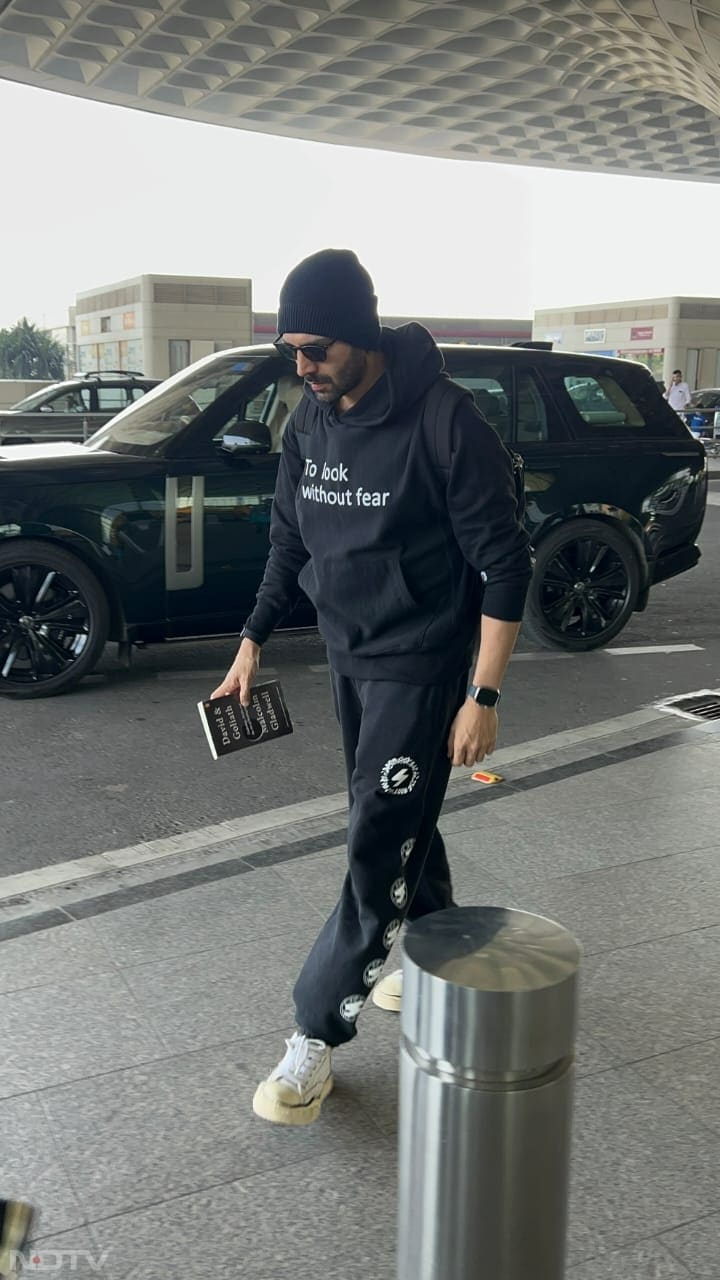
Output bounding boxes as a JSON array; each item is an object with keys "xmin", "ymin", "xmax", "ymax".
[{"xmin": 467, "ymin": 684, "xmax": 501, "ymax": 708}]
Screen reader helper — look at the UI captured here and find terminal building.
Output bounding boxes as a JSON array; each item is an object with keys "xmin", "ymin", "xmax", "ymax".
[
  {"xmin": 58, "ymin": 281, "xmax": 532, "ymax": 380},
  {"xmin": 45, "ymin": 283, "xmax": 720, "ymax": 395},
  {"xmin": 533, "ymin": 297, "xmax": 720, "ymax": 389},
  {"xmin": 73, "ymin": 274, "xmax": 253, "ymax": 380}
]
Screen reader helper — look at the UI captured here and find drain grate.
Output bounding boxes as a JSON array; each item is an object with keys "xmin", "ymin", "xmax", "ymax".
[{"xmin": 658, "ymin": 691, "xmax": 720, "ymax": 722}]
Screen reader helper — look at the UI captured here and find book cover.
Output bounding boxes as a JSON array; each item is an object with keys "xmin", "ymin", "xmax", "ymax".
[{"xmin": 197, "ymin": 680, "xmax": 293, "ymax": 760}]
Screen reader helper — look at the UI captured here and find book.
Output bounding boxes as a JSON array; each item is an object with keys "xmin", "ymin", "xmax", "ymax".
[{"xmin": 197, "ymin": 680, "xmax": 293, "ymax": 760}]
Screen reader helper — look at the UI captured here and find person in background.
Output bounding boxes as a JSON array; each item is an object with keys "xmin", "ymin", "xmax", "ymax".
[{"xmin": 664, "ymin": 369, "xmax": 692, "ymax": 412}]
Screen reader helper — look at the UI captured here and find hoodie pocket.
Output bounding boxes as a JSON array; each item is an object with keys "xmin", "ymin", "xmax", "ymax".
[{"xmin": 298, "ymin": 551, "xmax": 423, "ymax": 654}]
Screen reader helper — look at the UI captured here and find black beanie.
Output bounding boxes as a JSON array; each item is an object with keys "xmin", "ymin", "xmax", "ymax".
[{"xmin": 277, "ymin": 249, "xmax": 381, "ymax": 350}]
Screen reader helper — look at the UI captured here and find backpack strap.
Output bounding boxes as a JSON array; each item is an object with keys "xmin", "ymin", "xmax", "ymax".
[
  {"xmin": 286, "ymin": 393, "xmax": 317, "ymax": 465},
  {"xmin": 292, "ymin": 393, "xmax": 315, "ymax": 437},
  {"xmin": 421, "ymin": 374, "xmax": 473, "ymax": 472},
  {"xmin": 422, "ymin": 373, "xmax": 526, "ymax": 522}
]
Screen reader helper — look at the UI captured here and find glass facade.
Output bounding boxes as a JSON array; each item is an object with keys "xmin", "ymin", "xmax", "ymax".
[
  {"xmin": 616, "ymin": 349, "xmax": 664, "ymax": 378},
  {"xmin": 168, "ymin": 339, "xmax": 191, "ymax": 374},
  {"xmin": 119, "ymin": 339, "xmax": 144, "ymax": 370}
]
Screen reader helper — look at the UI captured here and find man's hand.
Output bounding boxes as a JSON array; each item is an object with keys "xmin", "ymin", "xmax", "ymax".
[
  {"xmin": 211, "ymin": 637, "xmax": 261, "ymax": 707},
  {"xmin": 447, "ymin": 700, "xmax": 498, "ymax": 767}
]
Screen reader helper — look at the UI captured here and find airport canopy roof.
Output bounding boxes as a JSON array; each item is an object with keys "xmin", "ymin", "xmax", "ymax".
[{"xmin": 2, "ymin": 1, "xmax": 719, "ymax": 180}]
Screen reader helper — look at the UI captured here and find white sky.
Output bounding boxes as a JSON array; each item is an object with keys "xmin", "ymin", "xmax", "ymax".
[{"xmin": 2, "ymin": 78, "xmax": 720, "ymax": 332}]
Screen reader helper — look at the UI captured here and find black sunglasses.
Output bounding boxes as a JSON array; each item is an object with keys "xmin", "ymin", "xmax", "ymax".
[{"xmin": 274, "ymin": 338, "xmax": 338, "ymax": 363}]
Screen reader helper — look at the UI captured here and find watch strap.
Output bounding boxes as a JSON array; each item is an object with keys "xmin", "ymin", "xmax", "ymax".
[{"xmin": 467, "ymin": 684, "xmax": 501, "ymax": 707}]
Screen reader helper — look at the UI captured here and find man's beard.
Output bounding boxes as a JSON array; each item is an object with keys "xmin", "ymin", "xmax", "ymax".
[{"xmin": 305, "ymin": 350, "xmax": 367, "ymax": 404}]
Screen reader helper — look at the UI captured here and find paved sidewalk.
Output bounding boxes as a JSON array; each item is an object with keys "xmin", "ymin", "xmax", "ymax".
[{"xmin": 2, "ymin": 704, "xmax": 720, "ymax": 1277}]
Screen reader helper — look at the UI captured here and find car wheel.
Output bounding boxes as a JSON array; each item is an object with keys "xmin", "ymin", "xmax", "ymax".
[
  {"xmin": 0, "ymin": 541, "xmax": 110, "ymax": 697},
  {"xmin": 523, "ymin": 519, "xmax": 640, "ymax": 651}
]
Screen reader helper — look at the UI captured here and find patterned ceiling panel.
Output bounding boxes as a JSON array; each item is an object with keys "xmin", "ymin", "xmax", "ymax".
[{"xmin": 1, "ymin": 0, "xmax": 719, "ymax": 177}]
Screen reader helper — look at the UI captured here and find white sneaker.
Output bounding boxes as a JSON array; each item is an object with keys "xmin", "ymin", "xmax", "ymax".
[
  {"xmin": 252, "ymin": 1032, "xmax": 334, "ymax": 1126},
  {"xmin": 372, "ymin": 968, "xmax": 403, "ymax": 1012}
]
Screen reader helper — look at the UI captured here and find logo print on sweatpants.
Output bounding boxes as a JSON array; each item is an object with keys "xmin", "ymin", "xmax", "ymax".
[
  {"xmin": 380, "ymin": 756, "xmax": 419, "ymax": 796},
  {"xmin": 363, "ymin": 959, "xmax": 385, "ymax": 988},
  {"xmin": 400, "ymin": 838, "xmax": 415, "ymax": 865},
  {"xmin": 383, "ymin": 919, "xmax": 402, "ymax": 950},
  {"xmin": 390, "ymin": 877, "xmax": 408, "ymax": 909},
  {"xmin": 340, "ymin": 994, "xmax": 366, "ymax": 1022}
]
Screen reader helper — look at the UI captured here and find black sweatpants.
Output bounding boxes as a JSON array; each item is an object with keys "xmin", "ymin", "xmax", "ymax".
[{"xmin": 293, "ymin": 669, "xmax": 467, "ymax": 1046}]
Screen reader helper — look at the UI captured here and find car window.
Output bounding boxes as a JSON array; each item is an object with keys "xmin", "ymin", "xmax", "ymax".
[
  {"xmin": 129, "ymin": 385, "xmax": 151, "ymax": 401},
  {"xmin": 516, "ymin": 371, "xmax": 548, "ymax": 442},
  {"xmin": 540, "ymin": 360, "xmax": 684, "ymax": 440},
  {"xmin": 691, "ymin": 390, "xmax": 720, "ymax": 409},
  {"xmin": 447, "ymin": 365, "xmax": 512, "ymax": 441},
  {"xmin": 442, "ymin": 359, "xmax": 556, "ymax": 443},
  {"xmin": 211, "ymin": 371, "xmax": 303, "ymax": 453},
  {"xmin": 46, "ymin": 387, "xmax": 92, "ymax": 413},
  {"xmin": 257, "ymin": 374, "xmax": 304, "ymax": 451},
  {"xmin": 85, "ymin": 353, "xmax": 266, "ymax": 455},
  {"xmin": 244, "ymin": 384, "xmax": 277, "ymax": 424},
  {"xmin": 96, "ymin": 386, "xmax": 131, "ymax": 412},
  {"xmin": 563, "ymin": 374, "xmax": 644, "ymax": 428},
  {"xmin": 11, "ymin": 386, "xmax": 64, "ymax": 411}
]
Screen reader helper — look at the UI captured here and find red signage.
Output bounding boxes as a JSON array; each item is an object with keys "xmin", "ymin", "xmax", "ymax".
[{"xmin": 630, "ymin": 326, "xmax": 654, "ymax": 341}]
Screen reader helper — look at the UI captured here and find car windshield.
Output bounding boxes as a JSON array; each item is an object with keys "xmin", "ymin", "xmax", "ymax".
[
  {"xmin": 690, "ymin": 390, "xmax": 720, "ymax": 409},
  {"xmin": 84, "ymin": 353, "xmax": 264, "ymax": 456},
  {"xmin": 10, "ymin": 385, "xmax": 62, "ymax": 411}
]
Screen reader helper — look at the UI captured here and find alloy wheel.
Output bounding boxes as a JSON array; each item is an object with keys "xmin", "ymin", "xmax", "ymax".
[
  {"xmin": 538, "ymin": 535, "xmax": 632, "ymax": 642},
  {"xmin": 0, "ymin": 563, "xmax": 92, "ymax": 687}
]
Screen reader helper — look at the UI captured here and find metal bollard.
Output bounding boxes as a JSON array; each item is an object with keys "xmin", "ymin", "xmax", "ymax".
[{"xmin": 397, "ymin": 905, "xmax": 580, "ymax": 1280}]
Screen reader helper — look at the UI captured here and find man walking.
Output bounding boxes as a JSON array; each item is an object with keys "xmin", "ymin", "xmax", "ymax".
[{"xmin": 212, "ymin": 249, "xmax": 532, "ymax": 1125}]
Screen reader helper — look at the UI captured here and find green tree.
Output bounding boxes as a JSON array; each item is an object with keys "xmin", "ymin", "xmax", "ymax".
[{"xmin": 0, "ymin": 317, "xmax": 65, "ymax": 380}]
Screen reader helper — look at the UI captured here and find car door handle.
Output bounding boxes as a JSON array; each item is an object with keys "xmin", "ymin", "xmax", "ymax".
[{"xmin": 165, "ymin": 475, "xmax": 205, "ymax": 590}]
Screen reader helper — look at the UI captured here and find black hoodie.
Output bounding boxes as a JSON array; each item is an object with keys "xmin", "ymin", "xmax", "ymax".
[{"xmin": 244, "ymin": 324, "xmax": 532, "ymax": 684}]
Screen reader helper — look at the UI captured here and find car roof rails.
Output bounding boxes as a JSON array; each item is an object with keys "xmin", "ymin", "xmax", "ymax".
[
  {"xmin": 74, "ymin": 369, "xmax": 146, "ymax": 379},
  {"xmin": 510, "ymin": 340, "xmax": 554, "ymax": 350}
]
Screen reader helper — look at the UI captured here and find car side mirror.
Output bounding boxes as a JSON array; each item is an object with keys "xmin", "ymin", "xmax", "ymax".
[
  {"xmin": 39, "ymin": 404, "xmax": 54, "ymax": 412},
  {"xmin": 220, "ymin": 420, "xmax": 271, "ymax": 455}
]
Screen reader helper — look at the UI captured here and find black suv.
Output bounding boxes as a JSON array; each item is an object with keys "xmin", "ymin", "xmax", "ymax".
[
  {"xmin": 0, "ymin": 342, "xmax": 707, "ymax": 697},
  {"xmin": 0, "ymin": 371, "xmax": 160, "ymax": 445}
]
